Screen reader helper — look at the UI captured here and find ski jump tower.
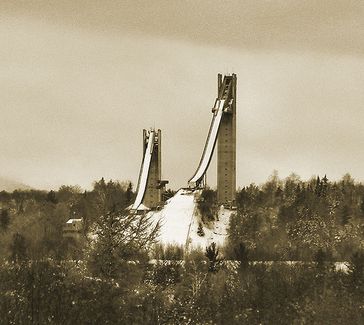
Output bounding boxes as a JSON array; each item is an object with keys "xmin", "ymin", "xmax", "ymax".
[
  {"xmin": 217, "ymin": 74, "xmax": 236, "ymax": 204},
  {"xmin": 189, "ymin": 74, "xmax": 236, "ymax": 205},
  {"xmin": 131, "ymin": 128, "xmax": 167, "ymax": 211}
]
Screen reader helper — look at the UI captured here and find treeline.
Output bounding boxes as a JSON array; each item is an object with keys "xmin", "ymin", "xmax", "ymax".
[
  {"xmin": 228, "ymin": 172, "xmax": 364, "ymax": 261},
  {"xmin": 0, "ymin": 178, "xmax": 134, "ymax": 261}
]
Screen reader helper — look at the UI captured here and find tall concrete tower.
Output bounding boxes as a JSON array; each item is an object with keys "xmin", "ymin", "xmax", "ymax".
[
  {"xmin": 217, "ymin": 74, "xmax": 237, "ymax": 205},
  {"xmin": 142, "ymin": 129, "xmax": 161, "ymax": 209}
]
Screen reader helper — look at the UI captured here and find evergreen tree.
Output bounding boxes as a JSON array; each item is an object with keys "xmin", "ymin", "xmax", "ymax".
[
  {"xmin": 234, "ymin": 242, "xmax": 249, "ymax": 271},
  {"xmin": 198, "ymin": 189, "xmax": 217, "ymax": 222},
  {"xmin": 10, "ymin": 232, "xmax": 27, "ymax": 262},
  {"xmin": 341, "ymin": 204, "xmax": 351, "ymax": 225},
  {"xmin": 46, "ymin": 190, "xmax": 58, "ymax": 204},
  {"xmin": 348, "ymin": 250, "xmax": 364, "ymax": 289},
  {"xmin": 126, "ymin": 182, "xmax": 133, "ymax": 204},
  {"xmin": 315, "ymin": 176, "xmax": 322, "ymax": 197},
  {"xmin": 321, "ymin": 174, "xmax": 329, "ymax": 197},
  {"xmin": 205, "ymin": 242, "xmax": 220, "ymax": 273},
  {"xmin": 197, "ymin": 222, "xmax": 205, "ymax": 237},
  {"xmin": 0, "ymin": 209, "xmax": 10, "ymax": 230},
  {"xmin": 360, "ymin": 196, "xmax": 364, "ymax": 217}
]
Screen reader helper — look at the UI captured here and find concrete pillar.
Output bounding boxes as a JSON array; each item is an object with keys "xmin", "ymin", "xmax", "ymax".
[
  {"xmin": 217, "ymin": 74, "xmax": 236, "ymax": 205},
  {"xmin": 143, "ymin": 129, "xmax": 161, "ymax": 208}
]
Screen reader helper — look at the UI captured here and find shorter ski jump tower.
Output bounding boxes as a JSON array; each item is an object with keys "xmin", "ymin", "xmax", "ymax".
[
  {"xmin": 189, "ymin": 74, "xmax": 236, "ymax": 205},
  {"xmin": 131, "ymin": 128, "xmax": 166, "ymax": 211}
]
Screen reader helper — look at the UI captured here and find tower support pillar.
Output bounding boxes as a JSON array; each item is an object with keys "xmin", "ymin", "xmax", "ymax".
[
  {"xmin": 143, "ymin": 129, "xmax": 161, "ymax": 208},
  {"xmin": 217, "ymin": 74, "xmax": 236, "ymax": 205}
]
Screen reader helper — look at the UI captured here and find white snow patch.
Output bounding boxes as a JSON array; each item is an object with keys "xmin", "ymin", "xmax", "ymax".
[
  {"xmin": 66, "ymin": 218, "xmax": 82, "ymax": 224},
  {"xmin": 150, "ymin": 189, "xmax": 234, "ymax": 250},
  {"xmin": 187, "ymin": 205, "xmax": 233, "ymax": 250},
  {"xmin": 149, "ymin": 189, "xmax": 196, "ymax": 246}
]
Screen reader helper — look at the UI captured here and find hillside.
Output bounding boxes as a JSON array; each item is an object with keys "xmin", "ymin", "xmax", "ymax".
[
  {"xmin": 150, "ymin": 189, "xmax": 233, "ymax": 250},
  {"xmin": 0, "ymin": 176, "xmax": 32, "ymax": 192}
]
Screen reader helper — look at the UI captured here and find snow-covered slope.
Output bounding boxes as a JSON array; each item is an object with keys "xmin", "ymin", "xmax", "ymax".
[
  {"xmin": 150, "ymin": 189, "xmax": 196, "ymax": 246},
  {"xmin": 150, "ymin": 189, "xmax": 234, "ymax": 250},
  {"xmin": 187, "ymin": 205, "xmax": 232, "ymax": 249}
]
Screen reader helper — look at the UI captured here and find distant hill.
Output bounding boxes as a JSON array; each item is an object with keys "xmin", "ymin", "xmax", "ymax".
[{"xmin": 0, "ymin": 177, "xmax": 32, "ymax": 192}]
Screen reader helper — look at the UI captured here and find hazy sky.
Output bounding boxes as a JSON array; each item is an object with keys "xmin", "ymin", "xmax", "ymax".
[{"xmin": 1, "ymin": 1, "xmax": 364, "ymax": 190}]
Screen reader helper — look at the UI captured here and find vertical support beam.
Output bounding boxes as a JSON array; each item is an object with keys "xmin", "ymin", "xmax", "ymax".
[
  {"xmin": 218, "ymin": 73, "xmax": 222, "ymax": 94},
  {"xmin": 143, "ymin": 129, "xmax": 161, "ymax": 209},
  {"xmin": 142, "ymin": 129, "xmax": 147, "ymax": 155},
  {"xmin": 217, "ymin": 74, "xmax": 236, "ymax": 205},
  {"xmin": 157, "ymin": 129, "xmax": 162, "ymax": 201}
]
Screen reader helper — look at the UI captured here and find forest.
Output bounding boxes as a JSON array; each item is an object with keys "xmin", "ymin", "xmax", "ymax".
[{"xmin": 1, "ymin": 173, "xmax": 364, "ymax": 324}]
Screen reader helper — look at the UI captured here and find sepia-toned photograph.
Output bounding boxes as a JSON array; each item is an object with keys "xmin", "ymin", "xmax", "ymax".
[{"xmin": 1, "ymin": 1, "xmax": 364, "ymax": 324}]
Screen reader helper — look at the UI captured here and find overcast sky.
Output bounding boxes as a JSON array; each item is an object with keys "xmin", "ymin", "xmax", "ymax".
[{"xmin": 1, "ymin": 1, "xmax": 364, "ymax": 190}]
